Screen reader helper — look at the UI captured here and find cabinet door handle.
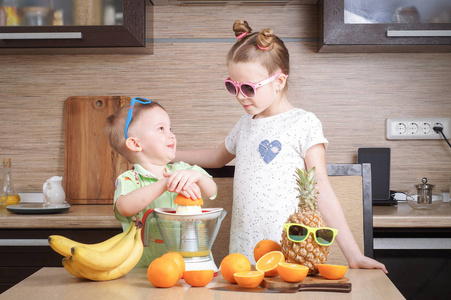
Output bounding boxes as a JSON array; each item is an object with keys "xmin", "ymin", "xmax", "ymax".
[
  {"xmin": 0, "ymin": 239, "xmax": 49, "ymax": 246},
  {"xmin": 387, "ymin": 30, "xmax": 451, "ymax": 37},
  {"xmin": 0, "ymin": 32, "xmax": 82, "ymax": 39}
]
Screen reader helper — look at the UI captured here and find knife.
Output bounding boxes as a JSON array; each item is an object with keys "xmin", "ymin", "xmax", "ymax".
[{"xmin": 210, "ymin": 282, "xmax": 352, "ymax": 293}]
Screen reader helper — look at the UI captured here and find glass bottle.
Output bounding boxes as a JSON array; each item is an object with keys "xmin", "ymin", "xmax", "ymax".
[{"xmin": 1, "ymin": 158, "xmax": 20, "ymax": 206}]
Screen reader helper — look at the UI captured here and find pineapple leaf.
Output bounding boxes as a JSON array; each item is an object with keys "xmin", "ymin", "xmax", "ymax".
[{"xmin": 294, "ymin": 167, "xmax": 318, "ymax": 211}]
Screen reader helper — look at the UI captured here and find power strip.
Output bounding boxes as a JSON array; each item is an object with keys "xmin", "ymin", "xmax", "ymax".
[{"xmin": 386, "ymin": 118, "xmax": 451, "ymax": 140}]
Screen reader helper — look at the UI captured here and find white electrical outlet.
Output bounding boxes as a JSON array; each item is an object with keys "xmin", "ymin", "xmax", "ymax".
[{"xmin": 386, "ymin": 118, "xmax": 451, "ymax": 140}]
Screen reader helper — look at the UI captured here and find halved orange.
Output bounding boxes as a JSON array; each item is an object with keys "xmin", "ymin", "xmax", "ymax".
[
  {"xmin": 317, "ymin": 264, "xmax": 348, "ymax": 280},
  {"xmin": 255, "ymin": 251, "xmax": 285, "ymax": 277},
  {"xmin": 174, "ymin": 194, "xmax": 204, "ymax": 206},
  {"xmin": 277, "ymin": 262, "xmax": 309, "ymax": 282},
  {"xmin": 183, "ymin": 270, "xmax": 214, "ymax": 287},
  {"xmin": 234, "ymin": 271, "xmax": 264, "ymax": 288}
]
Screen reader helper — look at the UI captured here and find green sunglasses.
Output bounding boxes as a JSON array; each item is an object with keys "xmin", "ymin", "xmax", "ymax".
[{"xmin": 283, "ymin": 223, "xmax": 338, "ymax": 246}]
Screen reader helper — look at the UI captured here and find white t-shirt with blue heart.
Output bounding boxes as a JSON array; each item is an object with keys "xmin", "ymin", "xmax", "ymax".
[{"xmin": 225, "ymin": 108, "xmax": 328, "ymax": 263}]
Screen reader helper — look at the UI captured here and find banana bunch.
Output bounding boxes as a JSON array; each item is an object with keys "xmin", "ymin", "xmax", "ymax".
[{"xmin": 48, "ymin": 219, "xmax": 143, "ymax": 281}]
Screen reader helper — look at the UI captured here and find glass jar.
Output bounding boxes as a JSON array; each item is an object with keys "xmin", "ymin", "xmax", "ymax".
[{"xmin": 407, "ymin": 177, "xmax": 443, "ymax": 210}]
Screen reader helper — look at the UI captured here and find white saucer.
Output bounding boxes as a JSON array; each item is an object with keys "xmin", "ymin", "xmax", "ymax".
[{"xmin": 6, "ymin": 203, "xmax": 71, "ymax": 214}]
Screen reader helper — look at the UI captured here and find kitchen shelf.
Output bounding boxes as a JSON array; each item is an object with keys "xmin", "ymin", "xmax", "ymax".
[
  {"xmin": 0, "ymin": 0, "xmax": 152, "ymax": 54},
  {"xmin": 318, "ymin": 0, "xmax": 451, "ymax": 53}
]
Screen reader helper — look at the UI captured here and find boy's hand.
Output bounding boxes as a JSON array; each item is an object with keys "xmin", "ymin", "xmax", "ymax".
[{"xmin": 163, "ymin": 169, "xmax": 202, "ymax": 200}]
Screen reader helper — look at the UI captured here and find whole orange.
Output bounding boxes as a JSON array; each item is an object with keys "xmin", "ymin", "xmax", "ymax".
[
  {"xmin": 161, "ymin": 252, "xmax": 185, "ymax": 280},
  {"xmin": 147, "ymin": 257, "xmax": 180, "ymax": 288},
  {"xmin": 183, "ymin": 270, "xmax": 214, "ymax": 287},
  {"xmin": 253, "ymin": 239, "xmax": 281, "ymax": 262},
  {"xmin": 220, "ymin": 253, "xmax": 251, "ymax": 283}
]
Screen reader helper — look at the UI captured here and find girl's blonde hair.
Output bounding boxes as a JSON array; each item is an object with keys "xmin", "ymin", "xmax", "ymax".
[
  {"xmin": 228, "ymin": 20, "xmax": 289, "ymax": 91},
  {"xmin": 105, "ymin": 102, "xmax": 163, "ymax": 160}
]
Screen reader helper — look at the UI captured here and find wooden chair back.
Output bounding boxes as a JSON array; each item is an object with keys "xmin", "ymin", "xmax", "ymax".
[{"xmin": 325, "ymin": 163, "xmax": 373, "ymax": 265}]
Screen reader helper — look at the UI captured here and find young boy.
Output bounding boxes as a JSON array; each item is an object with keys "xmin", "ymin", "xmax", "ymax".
[{"xmin": 106, "ymin": 97, "xmax": 217, "ymax": 267}]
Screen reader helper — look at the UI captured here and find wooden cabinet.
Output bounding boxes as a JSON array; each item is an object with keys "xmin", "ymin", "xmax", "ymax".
[
  {"xmin": 373, "ymin": 227, "xmax": 451, "ymax": 299},
  {"xmin": 0, "ymin": 0, "xmax": 152, "ymax": 54},
  {"xmin": 318, "ymin": 0, "xmax": 451, "ymax": 52}
]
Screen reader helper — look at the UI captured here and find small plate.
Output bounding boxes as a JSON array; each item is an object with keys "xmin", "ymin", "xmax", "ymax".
[{"xmin": 6, "ymin": 203, "xmax": 71, "ymax": 214}]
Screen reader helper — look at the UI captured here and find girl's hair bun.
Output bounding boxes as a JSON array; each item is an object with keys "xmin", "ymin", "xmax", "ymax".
[
  {"xmin": 233, "ymin": 20, "xmax": 252, "ymax": 39},
  {"xmin": 256, "ymin": 28, "xmax": 274, "ymax": 51}
]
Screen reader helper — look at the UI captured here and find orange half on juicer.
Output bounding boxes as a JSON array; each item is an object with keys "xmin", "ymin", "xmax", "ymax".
[{"xmin": 174, "ymin": 194, "xmax": 204, "ymax": 215}]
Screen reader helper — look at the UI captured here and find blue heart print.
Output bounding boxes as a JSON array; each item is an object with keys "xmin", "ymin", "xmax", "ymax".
[{"xmin": 259, "ymin": 140, "xmax": 282, "ymax": 164}]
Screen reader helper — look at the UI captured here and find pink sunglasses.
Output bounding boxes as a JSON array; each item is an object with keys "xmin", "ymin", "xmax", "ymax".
[{"xmin": 224, "ymin": 73, "xmax": 286, "ymax": 99}]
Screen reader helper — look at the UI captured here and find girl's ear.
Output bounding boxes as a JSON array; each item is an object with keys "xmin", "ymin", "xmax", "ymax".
[
  {"xmin": 125, "ymin": 137, "xmax": 142, "ymax": 152},
  {"xmin": 276, "ymin": 73, "xmax": 287, "ymax": 91}
]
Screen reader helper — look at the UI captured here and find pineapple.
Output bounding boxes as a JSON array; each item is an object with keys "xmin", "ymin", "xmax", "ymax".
[{"xmin": 281, "ymin": 167, "xmax": 330, "ymax": 275}]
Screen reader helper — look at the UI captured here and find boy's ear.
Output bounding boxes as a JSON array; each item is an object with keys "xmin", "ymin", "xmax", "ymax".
[{"xmin": 125, "ymin": 137, "xmax": 142, "ymax": 152}]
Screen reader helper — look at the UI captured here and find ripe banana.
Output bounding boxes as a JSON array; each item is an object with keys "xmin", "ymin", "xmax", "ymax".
[
  {"xmin": 62, "ymin": 257, "xmax": 84, "ymax": 279},
  {"xmin": 49, "ymin": 225, "xmax": 133, "ymax": 257},
  {"xmin": 71, "ymin": 228, "xmax": 144, "ymax": 281},
  {"xmin": 71, "ymin": 224, "xmax": 137, "ymax": 271}
]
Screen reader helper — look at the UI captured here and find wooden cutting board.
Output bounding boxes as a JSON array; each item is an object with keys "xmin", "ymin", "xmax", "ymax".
[
  {"xmin": 64, "ymin": 96, "xmax": 130, "ymax": 204},
  {"xmin": 261, "ymin": 275, "xmax": 352, "ymax": 292},
  {"xmin": 211, "ymin": 276, "xmax": 351, "ymax": 293}
]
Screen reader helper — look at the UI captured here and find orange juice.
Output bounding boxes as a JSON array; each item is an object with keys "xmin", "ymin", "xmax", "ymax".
[{"xmin": 173, "ymin": 250, "xmax": 210, "ymax": 257}]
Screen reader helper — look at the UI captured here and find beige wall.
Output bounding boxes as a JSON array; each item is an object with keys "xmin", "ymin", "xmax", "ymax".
[{"xmin": 1, "ymin": 5, "xmax": 450, "ymax": 194}]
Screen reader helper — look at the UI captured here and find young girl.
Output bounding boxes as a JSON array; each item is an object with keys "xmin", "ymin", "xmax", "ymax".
[{"xmin": 175, "ymin": 20, "xmax": 387, "ymax": 273}]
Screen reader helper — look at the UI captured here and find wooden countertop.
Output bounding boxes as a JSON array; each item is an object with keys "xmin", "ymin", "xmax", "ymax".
[
  {"xmin": 1, "ymin": 202, "xmax": 450, "ymax": 229},
  {"xmin": 0, "ymin": 267, "xmax": 404, "ymax": 300},
  {"xmin": 0, "ymin": 205, "xmax": 120, "ymax": 229},
  {"xmin": 373, "ymin": 202, "xmax": 451, "ymax": 228}
]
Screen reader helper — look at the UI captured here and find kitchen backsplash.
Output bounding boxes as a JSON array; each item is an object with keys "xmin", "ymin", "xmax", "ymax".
[{"xmin": 0, "ymin": 5, "xmax": 450, "ymax": 193}]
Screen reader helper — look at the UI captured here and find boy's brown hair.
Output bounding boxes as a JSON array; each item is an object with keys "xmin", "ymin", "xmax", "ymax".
[{"xmin": 106, "ymin": 101, "xmax": 163, "ymax": 160}]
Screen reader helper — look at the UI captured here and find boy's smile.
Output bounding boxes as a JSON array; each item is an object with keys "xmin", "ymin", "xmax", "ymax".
[{"xmin": 131, "ymin": 106, "xmax": 177, "ymax": 165}]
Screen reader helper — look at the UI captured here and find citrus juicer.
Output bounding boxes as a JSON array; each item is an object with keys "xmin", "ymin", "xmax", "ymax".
[{"xmin": 142, "ymin": 207, "xmax": 226, "ymax": 274}]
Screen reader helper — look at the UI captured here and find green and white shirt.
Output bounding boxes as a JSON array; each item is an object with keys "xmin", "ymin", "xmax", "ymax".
[{"xmin": 113, "ymin": 161, "xmax": 214, "ymax": 267}]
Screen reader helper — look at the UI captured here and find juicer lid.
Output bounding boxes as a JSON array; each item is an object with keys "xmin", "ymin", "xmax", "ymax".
[{"xmin": 153, "ymin": 207, "xmax": 225, "ymax": 222}]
